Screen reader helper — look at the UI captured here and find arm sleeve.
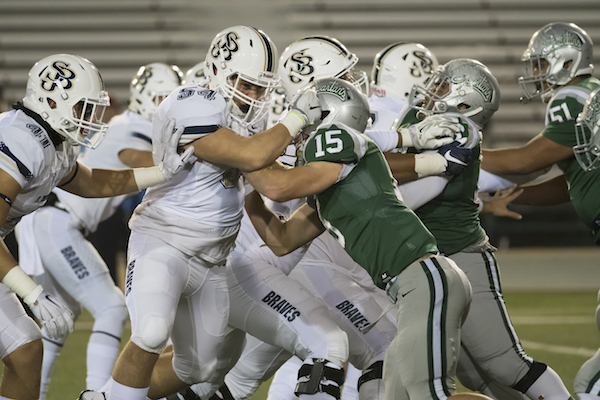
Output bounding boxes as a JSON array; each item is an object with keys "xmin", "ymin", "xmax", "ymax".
[
  {"xmin": 397, "ymin": 175, "xmax": 450, "ymax": 210},
  {"xmin": 364, "ymin": 129, "xmax": 399, "ymax": 152}
]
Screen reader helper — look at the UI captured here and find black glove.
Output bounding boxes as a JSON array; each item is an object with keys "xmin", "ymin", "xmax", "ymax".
[{"xmin": 437, "ymin": 141, "xmax": 472, "ymax": 176}]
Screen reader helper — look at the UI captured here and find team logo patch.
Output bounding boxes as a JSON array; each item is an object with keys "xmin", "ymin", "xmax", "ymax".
[
  {"xmin": 211, "ymin": 31, "xmax": 240, "ymax": 61},
  {"xmin": 40, "ymin": 61, "xmax": 77, "ymax": 92}
]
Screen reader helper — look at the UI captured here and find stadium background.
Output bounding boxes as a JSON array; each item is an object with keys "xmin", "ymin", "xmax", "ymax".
[
  {"xmin": 0, "ymin": 1, "xmax": 599, "ymax": 398},
  {"xmin": 2, "ymin": 0, "xmax": 600, "ymax": 248}
]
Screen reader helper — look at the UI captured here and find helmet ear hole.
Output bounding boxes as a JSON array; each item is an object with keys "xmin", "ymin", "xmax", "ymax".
[{"xmin": 47, "ymin": 98, "xmax": 57, "ymax": 109}]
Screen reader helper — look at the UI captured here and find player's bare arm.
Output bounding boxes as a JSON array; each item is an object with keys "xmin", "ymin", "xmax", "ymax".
[
  {"xmin": 245, "ymin": 191, "xmax": 325, "ymax": 256},
  {"xmin": 384, "ymin": 152, "xmax": 418, "ymax": 184},
  {"xmin": 118, "ymin": 149, "xmax": 154, "ymax": 168},
  {"xmin": 58, "ymin": 162, "xmax": 141, "ymax": 198},
  {"xmin": 186, "ymin": 124, "xmax": 294, "ymax": 172},
  {"xmin": 513, "ymin": 175, "xmax": 570, "ymax": 206},
  {"xmin": 244, "ymin": 160, "xmax": 342, "ymax": 202},
  {"xmin": 482, "ymin": 134, "xmax": 574, "ymax": 175}
]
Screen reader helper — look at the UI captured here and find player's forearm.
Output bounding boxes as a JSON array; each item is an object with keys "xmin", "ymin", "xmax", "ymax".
[
  {"xmin": 244, "ymin": 191, "xmax": 298, "ymax": 256},
  {"xmin": 0, "ymin": 239, "xmax": 19, "ymax": 280},
  {"xmin": 513, "ymin": 176, "xmax": 570, "ymax": 206},
  {"xmin": 384, "ymin": 153, "xmax": 418, "ymax": 184},
  {"xmin": 63, "ymin": 167, "xmax": 140, "ymax": 198}
]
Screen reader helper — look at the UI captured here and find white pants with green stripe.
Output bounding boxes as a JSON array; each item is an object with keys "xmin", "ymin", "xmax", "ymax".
[{"xmin": 383, "ymin": 255, "xmax": 472, "ymax": 400}]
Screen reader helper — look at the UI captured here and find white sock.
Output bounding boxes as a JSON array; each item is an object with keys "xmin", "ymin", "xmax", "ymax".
[
  {"xmin": 524, "ymin": 367, "xmax": 573, "ymax": 400},
  {"xmin": 40, "ymin": 338, "xmax": 63, "ymax": 400},
  {"xmin": 267, "ymin": 356, "xmax": 302, "ymax": 400},
  {"xmin": 106, "ymin": 378, "xmax": 149, "ymax": 400},
  {"xmin": 86, "ymin": 333, "xmax": 120, "ymax": 390}
]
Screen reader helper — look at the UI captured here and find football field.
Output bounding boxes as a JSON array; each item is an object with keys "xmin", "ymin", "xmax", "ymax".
[{"xmin": 14, "ymin": 248, "xmax": 600, "ymax": 399}]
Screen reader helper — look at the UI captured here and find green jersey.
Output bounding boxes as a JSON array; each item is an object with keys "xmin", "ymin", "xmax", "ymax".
[
  {"xmin": 396, "ymin": 111, "xmax": 486, "ymax": 255},
  {"xmin": 541, "ymin": 77, "xmax": 600, "ymax": 243},
  {"xmin": 302, "ymin": 122, "xmax": 438, "ymax": 288}
]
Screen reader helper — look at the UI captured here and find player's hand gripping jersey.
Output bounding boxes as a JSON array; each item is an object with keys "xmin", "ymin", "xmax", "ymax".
[{"xmin": 300, "ymin": 121, "xmax": 437, "ymax": 287}]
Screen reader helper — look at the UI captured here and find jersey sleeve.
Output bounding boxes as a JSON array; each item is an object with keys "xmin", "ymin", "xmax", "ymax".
[
  {"xmin": 541, "ymin": 87, "xmax": 587, "ymax": 147},
  {"xmin": 303, "ymin": 123, "xmax": 369, "ymax": 164},
  {"xmin": 108, "ymin": 113, "xmax": 154, "ymax": 154},
  {"xmin": 0, "ymin": 127, "xmax": 44, "ymax": 189},
  {"xmin": 154, "ymin": 85, "xmax": 227, "ymax": 145}
]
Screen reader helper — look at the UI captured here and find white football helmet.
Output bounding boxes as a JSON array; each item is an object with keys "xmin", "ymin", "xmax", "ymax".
[
  {"xmin": 22, "ymin": 54, "xmax": 110, "ymax": 149},
  {"xmin": 129, "ymin": 63, "xmax": 183, "ymax": 120},
  {"xmin": 183, "ymin": 62, "xmax": 206, "ymax": 85},
  {"xmin": 278, "ymin": 36, "xmax": 369, "ymax": 99},
  {"xmin": 574, "ymin": 86, "xmax": 600, "ymax": 171},
  {"xmin": 205, "ymin": 25, "xmax": 280, "ymax": 127},
  {"xmin": 409, "ymin": 58, "xmax": 500, "ymax": 128},
  {"xmin": 370, "ymin": 42, "xmax": 439, "ymax": 101},
  {"xmin": 519, "ymin": 22, "xmax": 594, "ymax": 103}
]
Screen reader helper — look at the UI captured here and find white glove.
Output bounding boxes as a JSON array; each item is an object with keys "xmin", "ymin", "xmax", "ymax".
[
  {"xmin": 399, "ymin": 114, "xmax": 462, "ymax": 150},
  {"xmin": 153, "ymin": 118, "xmax": 197, "ymax": 179},
  {"xmin": 280, "ymin": 88, "xmax": 322, "ymax": 138},
  {"xmin": 24, "ymin": 285, "xmax": 74, "ymax": 340}
]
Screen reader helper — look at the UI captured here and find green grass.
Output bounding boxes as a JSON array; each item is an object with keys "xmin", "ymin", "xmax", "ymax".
[{"xmin": 4, "ymin": 291, "xmax": 598, "ymax": 399}]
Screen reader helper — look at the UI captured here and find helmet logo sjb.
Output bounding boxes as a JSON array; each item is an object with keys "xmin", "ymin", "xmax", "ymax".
[
  {"xmin": 40, "ymin": 61, "xmax": 76, "ymax": 92},
  {"xmin": 211, "ymin": 32, "xmax": 240, "ymax": 62},
  {"xmin": 288, "ymin": 51, "xmax": 314, "ymax": 83}
]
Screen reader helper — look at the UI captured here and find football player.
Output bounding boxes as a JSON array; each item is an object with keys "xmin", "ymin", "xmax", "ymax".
[
  {"xmin": 80, "ymin": 25, "xmax": 327, "ymax": 400},
  {"xmin": 244, "ymin": 77, "xmax": 473, "ymax": 400},
  {"xmin": 0, "ymin": 54, "xmax": 189, "ymax": 400},
  {"xmin": 479, "ymin": 22, "xmax": 599, "ymax": 400},
  {"xmin": 14, "ymin": 62, "xmax": 183, "ymax": 398}
]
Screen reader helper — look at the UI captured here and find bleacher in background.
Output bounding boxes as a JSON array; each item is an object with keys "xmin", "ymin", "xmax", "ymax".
[{"xmin": 1, "ymin": 0, "xmax": 599, "ymax": 247}]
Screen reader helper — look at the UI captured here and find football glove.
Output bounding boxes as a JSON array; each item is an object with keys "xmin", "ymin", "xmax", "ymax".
[
  {"xmin": 154, "ymin": 118, "xmax": 197, "ymax": 180},
  {"xmin": 24, "ymin": 286, "xmax": 74, "ymax": 340},
  {"xmin": 280, "ymin": 88, "xmax": 322, "ymax": 138},
  {"xmin": 400, "ymin": 114, "xmax": 462, "ymax": 150},
  {"xmin": 437, "ymin": 141, "xmax": 472, "ymax": 176}
]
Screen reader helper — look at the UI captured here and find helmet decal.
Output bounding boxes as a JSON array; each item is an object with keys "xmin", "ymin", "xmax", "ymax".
[
  {"xmin": 288, "ymin": 50, "xmax": 315, "ymax": 83},
  {"xmin": 211, "ymin": 31, "xmax": 240, "ymax": 62},
  {"xmin": 40, "ymin": 61, "xmax": 78, "ymax": 92},
  {"xmin": 541, "ymin": 30, "xmax": 584, "ymax": 59}
]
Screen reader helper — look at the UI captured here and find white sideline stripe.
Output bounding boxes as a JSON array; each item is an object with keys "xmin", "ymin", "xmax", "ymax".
[
  {"xmin": 520, "ymin": 340, "xmax": 597, "ymax": 358},
  {"xmin": 511, "ymin": 315, "xmax": 594, "ymax": 324}
]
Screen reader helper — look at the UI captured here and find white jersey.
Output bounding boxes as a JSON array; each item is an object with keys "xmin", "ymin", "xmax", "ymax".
[
  {"xmin": 367, "ymin": 94, "xmax": 408, "ymax": 131},
  {"xmin": 0, "ymin": 108, "xmax": 79, "ymax": 237},
  {"xmin": 129, "ymin": 85, "xmax": 261, "ymax": 262},
  {"xmin": 54, "ymin": 110, "xmax": 153, "ymax": 233}
]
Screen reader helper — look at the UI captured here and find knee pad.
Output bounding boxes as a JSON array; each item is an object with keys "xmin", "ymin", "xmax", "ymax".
[
  {"xmin": 131, "ymin": 315, "xmax": 170, "ymax": 353},
  {"xmin": 513, "ymin": 361, "xmax": 547, "ymax": 393},
  {"xmin": 92, "ymin": 304, "xmax": 128, "ymax": 339},
  {"xmin": 295, "ymin": 358, "xmax": 345, "ymax": 400}
]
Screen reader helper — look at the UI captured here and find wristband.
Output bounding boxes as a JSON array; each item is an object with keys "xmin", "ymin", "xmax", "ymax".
[
  {"xmin": 398, "ymin": 128, "xmax": 413, "ymax": 148},
  {"xmin": 132, "ymin": 166, "xmax": 166, "ymax": 191},
  {"xmin": 279, "ymin": 111, "xmax": 305, "ymax": 139},
  {"xmin": 414, "ymin": 153, "xmax": 447, "ymax": 178},
  {"xmin": 2, "ymin": 265, "xmax": 40, "ymax": 303}
]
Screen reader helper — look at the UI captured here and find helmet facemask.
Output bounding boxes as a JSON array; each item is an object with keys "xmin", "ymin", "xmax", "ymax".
[
  {"xmin": 574, "ymin": 88, "xmax": 600, "ymax": 171},
  {"xmin": 410, "ymin": 59, "xmax": 499, "ymax": 128},
  {"xmin": 65, "ymin": 93, "xmax": 110, "ymax": 148},
  {"xmin": 220, "ymin": 72, "xmax": 278, "ymax": 127}
]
